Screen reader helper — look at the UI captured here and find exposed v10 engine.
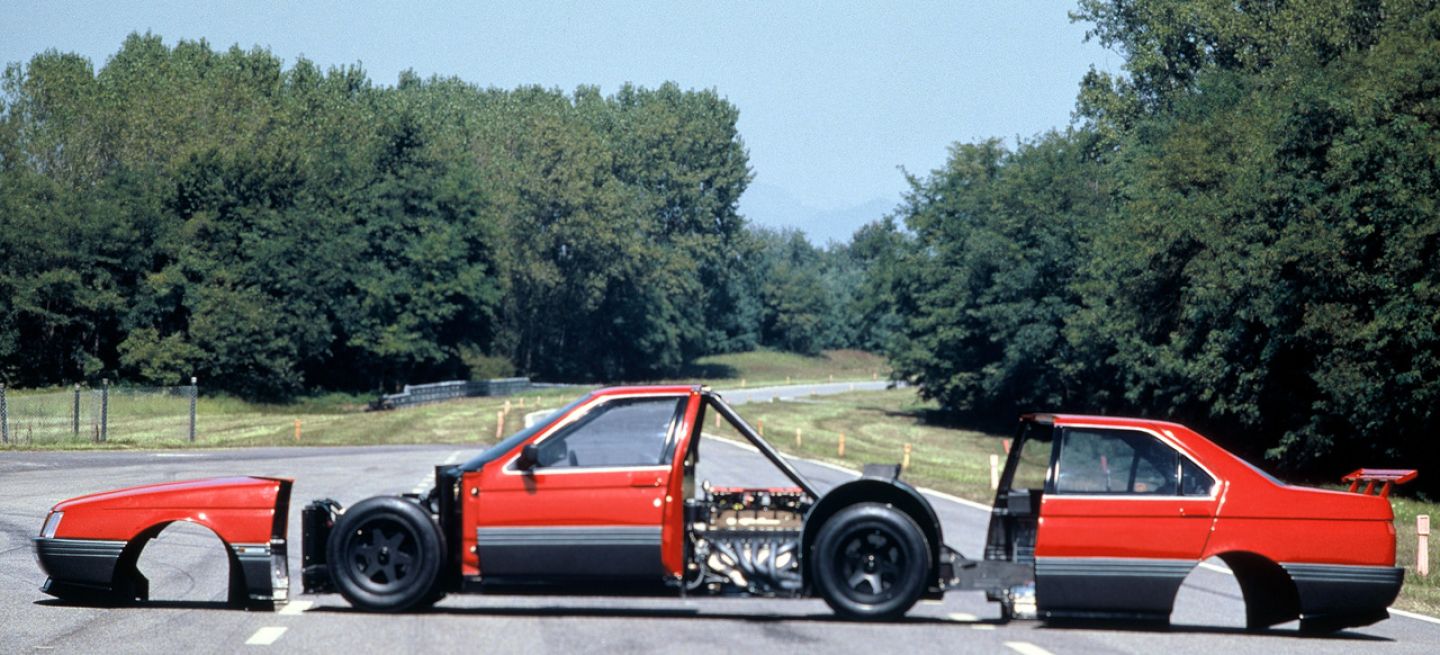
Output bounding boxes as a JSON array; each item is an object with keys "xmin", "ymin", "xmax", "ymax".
[{"xmin": 686, "ymin": 485, "xmax": 810, "ymax": 595}]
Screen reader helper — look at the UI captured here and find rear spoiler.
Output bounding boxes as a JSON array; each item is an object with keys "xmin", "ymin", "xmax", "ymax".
[{"xmin": 1342, "ymin": 469, "xmax": 1417, "ymax": 498}]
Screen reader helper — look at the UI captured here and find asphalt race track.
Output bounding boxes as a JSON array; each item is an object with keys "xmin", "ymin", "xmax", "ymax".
[{"xmin": 2, "ymin": 382, "xmax": 1438, "ymax": 653}]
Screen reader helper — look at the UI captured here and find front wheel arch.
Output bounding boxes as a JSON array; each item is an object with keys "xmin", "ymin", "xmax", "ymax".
[
  {"xmin": 801, "ymin": 479, "xmax": 942, "ymax": 592},
  {"xmin": 810, "ymin": 502, "xmax": 931, "ymax": 619}
]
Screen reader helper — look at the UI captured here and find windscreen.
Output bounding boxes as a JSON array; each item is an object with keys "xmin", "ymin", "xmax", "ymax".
[{"xmin": 460, "ymin": 393, "xmax": 591, "ymax": 471}]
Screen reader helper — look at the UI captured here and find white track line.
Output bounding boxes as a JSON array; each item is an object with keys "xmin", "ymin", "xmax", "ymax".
[
  {"xmin": 1005, "ymin": 641, "xmax": 1055, "ymax": 655},
  {"xmin": 277, "ymin": 600, "xmax": 313, "ymax": 616},
  {"xmin": 1390, "ymin": 607, "xmax": 1440, "ymax": 626},
  {"xmin": 245, "ymin": 626, "xmax": 287, "ymax": 646},
  {"xmin": 915, "ymin": 486, "xmax": 994, "ymax": 513}
]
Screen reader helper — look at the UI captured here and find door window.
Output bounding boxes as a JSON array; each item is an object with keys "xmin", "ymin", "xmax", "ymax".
[
  {"xmin": 1055, "ymin": 428, "xmax": 1183, "ymax": 495},
  {"xmin": 1179, "ymin": 456, "xmax": 1215, "ymax": 496},
  {"xmin": 533, "ymin": 396, "xmax": 684, "ymax": 469}
]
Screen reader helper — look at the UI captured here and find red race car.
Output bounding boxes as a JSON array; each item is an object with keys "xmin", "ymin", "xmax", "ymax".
[{"xmin": 33, "ymin": 386, "xmax": 1413, "ymax": 630}]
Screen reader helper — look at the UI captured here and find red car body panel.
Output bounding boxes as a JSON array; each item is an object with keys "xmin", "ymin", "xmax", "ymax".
[
  {"xmin": 1005, "ymin": 414, "xmax": 1407, "ymax": 628},
  {"xmin": 1032, "ymin": 415, "xmax": 1397, "ymax": 567},
  {"xmin": 34, "ymin": 476, "xmax": 292, "ymax": 608},
  {"xmin": 50, "ymin": 476, "xmax": 288, "ymax": 545},
  {"xmin": 463, "ymin": 386, "xmax": 699, "ymax": 580}
]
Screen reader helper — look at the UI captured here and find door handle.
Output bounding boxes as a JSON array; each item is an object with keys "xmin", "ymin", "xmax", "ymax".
[{"xmin": 630, "ymin": 476, "xmax": 663, "ymax": 487}]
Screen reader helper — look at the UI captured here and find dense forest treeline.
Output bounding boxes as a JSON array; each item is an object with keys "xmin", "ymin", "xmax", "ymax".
[
  {"xmin": 0, "ymin": 34, "xmax": 875, "ymax": 398},
  {"xmin": 878, "ymin": 0, "xmax": 1439, "ymax": 483},
  {"xmin": 4, "ymin": 0, "xmax": 1437, "ymax": 484}
]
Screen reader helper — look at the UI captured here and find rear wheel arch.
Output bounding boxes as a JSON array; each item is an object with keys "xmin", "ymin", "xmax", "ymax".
[
  {"xmin": 802, "ymin": 479, "xmax": 942, "ymax": 589},
  {"xmin": 1213, "ymin": 551, "xmax": 1301, "ymax": 629}
]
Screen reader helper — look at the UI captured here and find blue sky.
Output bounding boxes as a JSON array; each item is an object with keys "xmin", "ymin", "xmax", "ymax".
[{"xmin": 3, "ymin": 1, "xmax": 1116, "ymax": 243}]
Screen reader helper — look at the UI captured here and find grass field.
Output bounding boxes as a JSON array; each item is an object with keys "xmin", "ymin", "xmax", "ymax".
[
  {"xmin": 0, "ymin": 349, "xmax": 886, "ymax": 450},
  {"xmin": 677, "ymin": 348, "xmax": 888, "ymax": 386}
]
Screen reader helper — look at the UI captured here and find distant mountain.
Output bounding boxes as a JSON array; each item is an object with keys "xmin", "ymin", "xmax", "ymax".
[{"xmin": 739, "ymin": 183, "xmax": 898, "ymax": 245}]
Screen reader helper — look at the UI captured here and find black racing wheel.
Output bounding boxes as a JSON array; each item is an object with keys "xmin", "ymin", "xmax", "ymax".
[
  {"xmin": 812, "ymin": 502, "xmax": 930, "ymax": 620},
  {"xmin": 327, "ymin": 496, "xmax": 444, "ymax": 612}
]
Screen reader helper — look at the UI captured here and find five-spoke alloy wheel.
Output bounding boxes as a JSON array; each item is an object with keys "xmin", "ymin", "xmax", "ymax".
[
  {"xmin": 327, "ymin": 496, "xmax": 444, "ymax": 612},
  {"xmin": 812, "ymin": 502, "xmax": 930, "ymax": 620}
]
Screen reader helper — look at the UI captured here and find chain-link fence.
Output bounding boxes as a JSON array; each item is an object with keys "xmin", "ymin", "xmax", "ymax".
[{"xmin": 0, "ymin": 380, "xmax": 197, "ymax": 446}]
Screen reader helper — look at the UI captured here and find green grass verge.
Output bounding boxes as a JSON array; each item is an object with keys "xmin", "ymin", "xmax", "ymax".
[
  {"xmin": 724, "ymin": 387, "xmax": 1440, "ymax": 617},
  {"xmin": 0, "ymin": 388, "xmax": 584, "ymax": 450},
  {"xmin": 676, "ymin": 348, "xmax": 889, "ymax": 387},
  {"xmin": 0, "ymin": 349, "xmax": 885, "ymax": 450}
]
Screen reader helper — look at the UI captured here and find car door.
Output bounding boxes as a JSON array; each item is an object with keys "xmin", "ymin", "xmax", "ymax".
[
  {"xmin": 1034, "ymin": 424, "xmax": 1219, "ymax": 618},
  {"xmin": 470, "ymin": 393, "xmax": 693, "ymax": 581}
]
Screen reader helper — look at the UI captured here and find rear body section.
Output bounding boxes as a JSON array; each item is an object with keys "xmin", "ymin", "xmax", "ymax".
[{"xmin": 985, "ymin": 414, "xmax": 1407, "ymax": 629}]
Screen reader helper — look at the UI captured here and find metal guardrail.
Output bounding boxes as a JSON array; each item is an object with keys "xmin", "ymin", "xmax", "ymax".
[{"xmin": 373, "ymin": 377, "xmax": 532, "ymax": 410}]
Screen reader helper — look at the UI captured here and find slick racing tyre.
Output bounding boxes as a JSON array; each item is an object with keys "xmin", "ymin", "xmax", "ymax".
[
  {"xmin": 812, "ymin": 502, "xmax": 930, "ymax": 620},
  {"xmin": 327, "ymin": 496, "xmax": 444, "ymax": 612}
]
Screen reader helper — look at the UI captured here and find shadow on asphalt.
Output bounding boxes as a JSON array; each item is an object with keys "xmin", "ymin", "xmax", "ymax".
[
  {"xmin": 308, "ymin": 603, "xmax": 1004, "ymax": 626},
  {"xmin": 1036, "ymin": 620, "xmax": 1393, "ymax": 642},
  {"xmin": 34, "ymin": 598, "xmax": 235, "ymax": 611}
]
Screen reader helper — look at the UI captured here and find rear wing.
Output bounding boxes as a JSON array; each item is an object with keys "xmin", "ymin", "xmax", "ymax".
[{"xmin": 1342, "ymin": 469, "xmax": 1417, "ymax": 498}]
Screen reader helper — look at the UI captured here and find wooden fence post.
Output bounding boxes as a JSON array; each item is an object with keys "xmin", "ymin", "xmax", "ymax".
[
  {"xmin": 73, "ymin": 383, "xmax": 81, "ymax": 436},
  {"xmin": 838, "ymin": 432, "xmax": 846, "ymax": 458},
  {"xmin": 188, "ymin": 377, "xmax": 198, "ymax": 442},
  {"xmin": 294, "ymin": 419, "xmax": 302, "ymax": 442},
  {"xmin": 902, "ymin": 443, "xmax": 912, "ymax": 470},
  {"xmin": 795, "ymin": 428, "xmax": 802, "ymax": 448},
  {"xmin": 990, "ymin": 454, "xmax": 1000, "ymax": 490},
  {"xmin": 1420, "ymin": 515, "xmax": 1431, "ymax": 578},
  {"xmin": 495, "ymin": 410, "xmax": 505, "ymax": 439},
  {"xmin": 100, "ymin": 379, "xmax": 109, "ymax": 443}
]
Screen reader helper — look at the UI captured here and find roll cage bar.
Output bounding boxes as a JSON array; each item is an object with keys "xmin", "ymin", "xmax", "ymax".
[{"xmin": 700, "ymin": 389, "xmax": 821, "ymax": 499}]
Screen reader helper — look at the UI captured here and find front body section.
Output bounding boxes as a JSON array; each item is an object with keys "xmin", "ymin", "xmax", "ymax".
[
  {"xmin": 298, "ymin": 385, "xmax": 951, "ymax": 609},
  {"xmin": 984, "ymin": 414, "xmax": 1406, "ymax": 629},
  {"xmin": 460, "ymin": 387, "xmax": 700, "ymax": 587},
  {"xmin": 35, "ymin": 476, "xmax": 292, "ymax": 608}
]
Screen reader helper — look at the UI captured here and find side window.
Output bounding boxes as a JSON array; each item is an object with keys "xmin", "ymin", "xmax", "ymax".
[
  {"xmin": 1055, "ymin": 428, "xmax": 1179, "ymax": 495},
  {"xmin": 1180, "ymin": 457, "xmax": 1215, "ymax": 496},
  {"xmin": 1007, "ymin": 422, "xmax": 1055, "ymax": 491},
  {"xmin": 534, "ymin": 397, "xmax": 684, "ymax": 469}
]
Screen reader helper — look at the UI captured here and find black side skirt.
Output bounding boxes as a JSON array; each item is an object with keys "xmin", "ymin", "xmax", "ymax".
[{"xmin": 476, "ymin": 526, "xmax": 665, "ymax": 579}]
